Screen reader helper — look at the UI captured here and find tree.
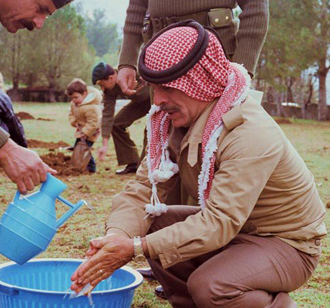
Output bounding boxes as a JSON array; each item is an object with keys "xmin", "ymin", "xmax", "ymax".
[
  {"xmin": 0, "ymin": 30, "xmax": 24, "ymax": 89},
  {"xmin": 36, "ymin": 6, "xmax": 95, "ymax": 100},
  {"xmin": 257, "ymin": 0, "xmax": 329, "ymax": 120},
  {"xmin": 310, "ymin": 0, "xmax": 330, "ymax": 121},
  {"xmin": 86, "ymin": 9, "xmax": 121, "ymax": 57},
  {"xmin": 0, "ymin": 6, "xmax": 96, "ymax": 99}
]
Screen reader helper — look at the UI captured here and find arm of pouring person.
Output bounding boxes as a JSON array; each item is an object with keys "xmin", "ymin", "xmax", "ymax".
[{"xmin": 70, "ymin": 233, "xmax": 149, "ymax": 294}]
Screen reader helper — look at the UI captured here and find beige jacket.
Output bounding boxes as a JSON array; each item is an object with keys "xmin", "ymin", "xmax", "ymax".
[
  {"xmin": 106, "ymin": 96, "xmax": 326, "ymax": 269},
  {"xmin": 69, "ymin": 86, "xmax": 102, "ymax": 142}
]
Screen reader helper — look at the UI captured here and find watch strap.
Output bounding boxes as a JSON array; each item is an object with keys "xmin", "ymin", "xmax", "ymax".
[{"xmin": 133, "ymin": 236, "xmax": 145, "ymax": 261}]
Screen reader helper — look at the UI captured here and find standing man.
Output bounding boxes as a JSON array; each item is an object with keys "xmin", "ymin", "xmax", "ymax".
[
  {"xmin": 92, "ymin": 62, "xmax": 150, "ymax": 175},
  {"xmin": 71, "ymin": 23, "xmax": 326, "ymax": 308},
  {"xmin": 117, "ymin": 0, "xmax": 269, "ymax": 95},
  {"xmin": 0, "ymin": 0, "xmax": 72, "ymax": 193}
]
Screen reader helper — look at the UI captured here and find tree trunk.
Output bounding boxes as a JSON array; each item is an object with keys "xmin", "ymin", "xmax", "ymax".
[
  {"xmin": 317, "ymin": 58, "xmax": 329, "ymax": 121},
  {"xmin": 286, "ymin": 77, "xmax": 294, "ymax": 103},
  {"xmin": 267, "ymin": 86, "xmax": 274, "ymax": 103},
  {"xmin": 275, "ymin": 91, "xmax": 287, "ymax": 117},
  {"xmin": 302, "ymin": 75, "xmax": 314, "ymax": 119},
  {"xmin": 10, "ymin": 34, "xmax": 22, "ymax": 90},
  {"xmin": 317, "ymin": 1, "xmax": 329, "ymax": 121},
  {"xmin": 12, "ymin": 76, "xmax": 19, "ymax": 90}
]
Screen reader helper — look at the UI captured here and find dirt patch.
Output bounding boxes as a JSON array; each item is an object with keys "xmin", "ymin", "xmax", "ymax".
[
  {"xmin": 15, "ymin": 112, "xmax": 54, "ymax": 121},
  {"xmin": 28, "ymin": 139, "xmax": 70, "ymax": 149},
  {"xmin": 274, "ymin": 117, "xmax": 292, "ymax": 125},
  {"xmin": 36, "ymin": 117, "xmax": 55, "ymax": 121},
  {"xmin": 40, "ymin": 152, "xmax": 87, "ymax": 176},
  {"xmin": 16, "ymin": 111, "xmax": 35, "ymax": 120}
]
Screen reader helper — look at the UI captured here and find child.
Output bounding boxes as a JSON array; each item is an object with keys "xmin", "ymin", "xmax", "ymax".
[{"xmin": 67, "ymin": 78, "xmax": 102, "ymax": 173}]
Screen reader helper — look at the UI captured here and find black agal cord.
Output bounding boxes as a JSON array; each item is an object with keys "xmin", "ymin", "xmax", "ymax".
[{"xmin": 138, "ymin": 20, "xmax": 209, "ymax": 84}]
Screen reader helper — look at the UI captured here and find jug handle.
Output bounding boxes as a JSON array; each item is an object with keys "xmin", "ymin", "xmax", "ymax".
[
  {"xmin": 56, "ymin": 196, "xmax": 86, "ymax": 229},
  {"xmin": 13, "ymin": 191, "xmax": 21, "ymax": 203}
]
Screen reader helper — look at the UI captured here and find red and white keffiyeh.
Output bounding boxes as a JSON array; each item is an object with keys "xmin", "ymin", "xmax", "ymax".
[{"xmin": 144, "ymin": 26, "xmax": 251, "ymax": 217}]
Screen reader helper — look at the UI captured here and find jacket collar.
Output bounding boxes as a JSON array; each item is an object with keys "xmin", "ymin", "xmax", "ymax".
[
  {"xmin": 183, "ymin": 99, "xmax": 216, "ymax": 146},
  {"xmin": 180, "ymin": 99, "xmax": 216, "ymax": 167}
]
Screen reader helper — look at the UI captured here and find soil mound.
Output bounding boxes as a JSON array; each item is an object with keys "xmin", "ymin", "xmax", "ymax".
[
  {"xmin": 40, "ymin": 152, "xmax": 87, "ymax": 176},
  {"xmin": 28, "ymin": 139, "xmax": 70, "ymax": 149},
  {"xmin": 36, "ymin": 117, "xmax": 55, "ymax": 121},
  {"xmin": 16, "ymin": 112, "xmax": 35, "ymax": 120},
  {"xmin": 15, "ymin": 113, "xmax": 54, "ymax": 121},
  {"xmin": 274, "ymin": 117, "xmax": 292, "ymax": 124}
]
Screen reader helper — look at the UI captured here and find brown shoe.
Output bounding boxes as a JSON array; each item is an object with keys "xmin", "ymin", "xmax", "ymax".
[
  {"xmin": 136, "ymin": 267, "xmax": 155, "ymax": 279},
  {"xmin": 154, "ymin": 285, "xmax": 167, "ymax": 300},
  {"xmin": 115, "ymin": 163, "xmax": 138, "ymax": 175}
]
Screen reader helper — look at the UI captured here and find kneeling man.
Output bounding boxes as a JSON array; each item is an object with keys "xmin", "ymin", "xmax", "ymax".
[{"xmin": 71, "ymin": 21, "xmax": 326, "ymax": 308}]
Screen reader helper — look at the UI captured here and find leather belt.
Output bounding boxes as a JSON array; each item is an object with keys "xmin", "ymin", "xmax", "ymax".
[{"xmin": 150, "ymin": 8, "xmax": 233, "ymax": 34}]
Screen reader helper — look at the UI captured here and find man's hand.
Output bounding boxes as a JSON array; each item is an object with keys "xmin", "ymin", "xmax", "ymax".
[
  {"xmin": 98, "ymin": 138, "xmax": 109, "ymax": 161},
  {"xmin": 117, "ymin": 67, "xmax": 137, "ymax": 96},
  {"xmin": 0, "ymin": 139, "xmax": 57, "ymax": 194},
  {"xmin": 97, "ymin": 145, "xmax": 108, "ymax": 161},
  {"xmin": 70, "ymin": 234, "xmax": 134, "ymax": 294}
]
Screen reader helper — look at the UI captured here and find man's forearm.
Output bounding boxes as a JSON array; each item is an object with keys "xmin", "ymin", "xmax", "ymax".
[
  {"xmin": 0, "ymin": 127, "xmax": 9, "ymax": 149},
  {"xmin": 102, "ymin": 137, "xmax": 109, "ymax": 147},
  {"xmin": 6, "ymin": 118, "xmax": 27, "ymax": 148},
  {"xmin": 233, "ymin": 0, "xmax": 269, "ymax": 76},
  {"xmin": 119, "ymin": 0, "xmax": 148, "ymax": 67}
]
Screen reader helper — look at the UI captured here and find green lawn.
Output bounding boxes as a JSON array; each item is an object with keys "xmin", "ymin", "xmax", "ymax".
[{"xmin": 0, "ymin": 103, "xmax": 328, "ymax": 308}]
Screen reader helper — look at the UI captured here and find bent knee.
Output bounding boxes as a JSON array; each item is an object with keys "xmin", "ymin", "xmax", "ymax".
[
  {"xmin": 187, "ymin": 273, "xmax": 251, "ymax": 308},
  {"xmin": 188, "ymin": 274, "xmax": 277, "ymax": 308},
  {"xmin": 187, "ymin": 272, "xmax": 232, "ymax": 307}
]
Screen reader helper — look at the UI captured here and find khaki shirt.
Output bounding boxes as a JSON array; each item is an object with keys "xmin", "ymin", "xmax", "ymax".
[{"xmin": 107, "ymin": 96, "xmax": 326, "ymax": 269}]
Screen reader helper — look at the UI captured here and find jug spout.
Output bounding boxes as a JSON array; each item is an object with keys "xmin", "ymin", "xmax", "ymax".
[{"xmin": 40, "ymin": 174, "xmax": 67, "ymax": 198}]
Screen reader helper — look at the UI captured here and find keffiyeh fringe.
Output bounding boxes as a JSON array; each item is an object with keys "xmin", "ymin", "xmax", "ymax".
[
  {"xmin": 198, "ymin": 63, "xmax": 251, "ymax": 209},
  {"xmin": 145, "ymin": 105, "xmax": 179, "ymax": 218}
]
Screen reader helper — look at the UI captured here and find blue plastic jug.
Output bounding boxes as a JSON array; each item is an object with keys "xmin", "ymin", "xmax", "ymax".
[{"xmin": 0, "ymin": 174, "xmax": 86, "ymax": 265}]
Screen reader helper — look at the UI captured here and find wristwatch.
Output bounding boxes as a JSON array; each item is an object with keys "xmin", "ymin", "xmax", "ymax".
[{"xmin": 133, "ymin": 236, "xmax": 145, "ymax": 262}]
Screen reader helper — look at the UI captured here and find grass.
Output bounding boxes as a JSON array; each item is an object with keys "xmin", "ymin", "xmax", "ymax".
[{"xmin": 0, "ymin": 104, "xmax": 329, "ymax": 308}]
